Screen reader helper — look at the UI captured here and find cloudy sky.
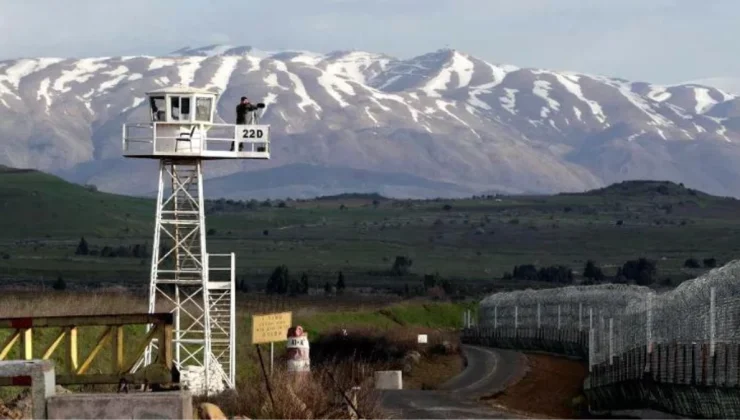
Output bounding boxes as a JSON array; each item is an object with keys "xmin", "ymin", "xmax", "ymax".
[{"xmin": 1, "ymin": 0, "xmax": 737, "ymax": 84}]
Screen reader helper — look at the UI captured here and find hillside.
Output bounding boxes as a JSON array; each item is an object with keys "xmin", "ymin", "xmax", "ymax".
[
  {"xmin": 200, "ymin": 163, "xmax": 477, "ymax": 199},
  {"xmin": 3, "ymin": 168, "xmax": 740, "ymax": 290},
  {"xmin": 3, "ymin": 46, "xmax": 740, "ymax": 198},
  {"xmin": 0, "ymin": 168, "xmax": 152, "ymax": 239}
]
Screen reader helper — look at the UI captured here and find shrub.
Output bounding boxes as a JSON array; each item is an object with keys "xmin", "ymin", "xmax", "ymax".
[{"xmin": 683, "ymin": 258, "xmax": 701, "ymax": 269}]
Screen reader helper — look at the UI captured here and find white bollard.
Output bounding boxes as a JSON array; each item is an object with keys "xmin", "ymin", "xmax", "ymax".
[{"xmin": 374, "ymin": 371, "xmax": 402, "ymax": 390}]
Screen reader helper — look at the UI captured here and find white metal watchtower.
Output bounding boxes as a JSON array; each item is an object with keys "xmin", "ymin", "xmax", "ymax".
[{"xmin": 122, "ymin": 86, "xmax": 270, "ymax": 394}]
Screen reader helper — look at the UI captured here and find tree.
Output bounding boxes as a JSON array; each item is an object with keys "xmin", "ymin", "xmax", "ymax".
[
  {"xmin": 75, "ymin": 237, "xmax": 89, "ymax": 256},
  {"xmin": 512, "ymin": 264, "xmax": 538, "ymax": 281},
  {"xmin": 443, "ymin": 204, "xmax": 452, "ymax": 211},
  {"xmin": 207, "ymin": 228, "xmax": 217, "ymax": 236},
  {"xmin": 440, "ymin": 279, "xmax": 454, "ymax": 295},
  {"xmin": 300, "ymin": 273, "xmax": 310, "ymax": 294},
  {"xmin": 336, "ymin": 271, "xmax": 346, "ymax": 293},
  {"xmin": 537, "ymin": 266, "xmax": 574, "ymax": 284},
  {"xmin": 52, "ymin": 275, "xmax": 66, "ymax": 291},
  {"xmin": 684, "ymin": 258, "xmax": 701, "ymax": 269},
  {"xmin": 423, "ymin": 273, "xmax": 440, "ymax": 290},
  {"xmin": 583, "ymin": 260, "xmax": 604, "ymax": 281},
  {"xmin": 391, "ymin": 256, "xmax": 413, "ymax": 276},
  {"xmin": 703, "ymin": 258, "xmax": 717, "ymax": 268},
  {"xmin": 266, "ymin": 265, "xmax": 290, "ymax": 295},
  {"xmin": 324, "ymin": 282, "xmax": 332, "ymax": 294},
  {"xmin": 618, "ymin": 258, "xmax": 657, "ymax": 286},
  {"xmin": 288, "ymin": 278, "xmax": 302, "ymax": 296}
]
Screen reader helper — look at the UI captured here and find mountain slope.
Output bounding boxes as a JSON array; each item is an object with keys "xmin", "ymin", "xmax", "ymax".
[
  {"xmin": 201, "ymin": 163, "xmax": 478, "ymax": 199},
  {"xmin": 2, "ymin": 45, "xmax": 740, "ymax": 197}
]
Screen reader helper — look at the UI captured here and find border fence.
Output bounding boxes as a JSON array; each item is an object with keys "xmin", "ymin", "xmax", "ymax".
[{"xmin": 463, "ymin": 261, "xmax": 740, "ymax": 418}]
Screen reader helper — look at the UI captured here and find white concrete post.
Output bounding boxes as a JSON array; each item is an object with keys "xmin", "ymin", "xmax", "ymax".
[
  {"xmin": 494, "ymin": 306, "xmax": 498, "ymax": 329},
  {"xmin": 646, "ymin": 293, "xmax": 653, "ymax": 354},
  {"xmin": 609, "ymin": 318, "xmax": 614, "ymax": 365},
  {"xmin": 588, "ymin": 327, "xmax": 594, "ymax": 372},
  {"xmin": 557, "ymin": 305, "xmax": 561, "ymax": 330},
  {"xmin": 589, "ymin": 307, "xmax": 593, "ymax": 330},
  {"xmin": 0, "ymin": 360, "xmax": 56, "ymax": 420},
  {"xmin": 537, "ymin": 303, "xmax": 541, "ymax": 329},
  {"xmin": 710, "ymin": 287, "xmax": 716, "ymax": 357},
  {"xmin": 579, "ymin": 302, "xmax": 583, "ymax": 331},
  {"xmin": 514, "ymin": 306, "xmax": 519, "ymax": 330}
]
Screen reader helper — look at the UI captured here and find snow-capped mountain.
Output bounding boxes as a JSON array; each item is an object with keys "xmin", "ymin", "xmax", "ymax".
[{"xmin": 2, "ymin": 44, "xmax": 740, "ymax": 198}]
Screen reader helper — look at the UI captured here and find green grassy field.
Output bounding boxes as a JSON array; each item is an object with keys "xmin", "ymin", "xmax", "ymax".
[
  {"xmin": 2, "ymin": 167, "xmax": 740, "ymax": 289},
  {"xmin": 0, "ymin": 291, "xmax": 473, "ymax": 393}
]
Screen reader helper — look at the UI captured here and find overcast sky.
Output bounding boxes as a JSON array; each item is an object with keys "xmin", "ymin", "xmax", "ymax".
[{"xmin": 0, "ymin": 0, "xmax": 737, "ymax": 84}]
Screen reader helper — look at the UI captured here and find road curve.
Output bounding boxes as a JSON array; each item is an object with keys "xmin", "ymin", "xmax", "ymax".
[{"xmin": 379, "ymin": 345, "xmax": 526, "ymax": 419}]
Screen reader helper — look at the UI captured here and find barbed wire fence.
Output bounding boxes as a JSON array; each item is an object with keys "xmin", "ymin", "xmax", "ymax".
[{"xmin": 473, "ymin": 261, "xmax": 740, "ymax": 388}]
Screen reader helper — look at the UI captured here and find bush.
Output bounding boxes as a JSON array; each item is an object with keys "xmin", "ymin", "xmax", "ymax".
[
  {"xmin": 583, "ymin": 260, "xmax": 604, "ymax": 281},
  {"xmin": 617, "ymin": 258, "xmax": 657, "ymax": 286},
  {"xmin": 683, "ymin": 258, "xmax": 701, "ymax": 269},
  {"xmin": 703, "ymin": 258, "xmax": 717, "ymax": 268},
  {"xmin": 52, "ymin": 276, "xmax": 66, "ymax": 291},
  {"xmin": 266, "ymin": 265, "xmax": 290, "ymax": 295},
  {"xmin": 75, "ymin": 237, "xmax": 89, "ymax": 255},
  {"xmin": 512, "ymin": 264, "xmax": 538, "ymax": 281},
  {"xmin": 197, "ymin": 362, "xmax": 385, "ymax": 419},
  {"xmin": 390, "ymin": 256, "xmax": 413, "ymax": 276}
]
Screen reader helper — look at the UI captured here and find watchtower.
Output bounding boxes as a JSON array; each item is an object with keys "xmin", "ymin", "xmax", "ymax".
[{"xmin": 122, "ymin": 86, "xmax": 270, "ymax": 394}]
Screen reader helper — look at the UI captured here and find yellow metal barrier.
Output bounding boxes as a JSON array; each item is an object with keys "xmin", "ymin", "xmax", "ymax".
[{"xmin": 0, "ymin": 313, "xmax": 174, "ymax": 386}]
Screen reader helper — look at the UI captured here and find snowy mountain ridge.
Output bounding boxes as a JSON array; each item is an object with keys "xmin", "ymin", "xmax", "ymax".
[{"xmin": 2, "ymin": 44, "xmax": 740, "ymax": 198}]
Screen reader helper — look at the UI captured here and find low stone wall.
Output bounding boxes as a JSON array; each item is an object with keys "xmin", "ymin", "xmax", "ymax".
[
  {"xmin": 46, "ymin": 391, "xmax": 193, "ymax": 419},
  {"xmin": 461, "ymin": 327, "xmax": 588, "ymax": 359},
  {"xmin": 585, "ymin": 377, "xmax": 740, "ymax": 418},
  {"xmin": 463, "ymin": 327, "xmax": 740, "ymax": 419}
]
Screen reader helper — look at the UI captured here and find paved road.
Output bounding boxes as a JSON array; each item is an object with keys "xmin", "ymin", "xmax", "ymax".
[{"xmin": 379, "ymin": 345, "xmax": 525, "ymax": 419}]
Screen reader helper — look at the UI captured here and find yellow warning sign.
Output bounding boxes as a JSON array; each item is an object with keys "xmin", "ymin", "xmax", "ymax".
[{"xmin": 252, "ymin": 311, "xmax": 293, "ymax": 344}]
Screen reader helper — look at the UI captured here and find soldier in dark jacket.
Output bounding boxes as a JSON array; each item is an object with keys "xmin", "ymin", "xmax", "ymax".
[
  {"xmin": 236, "ymin": 96, "xmax": 250, "ymax": 125},
  {"xmin": 232, "ymin": 97, "xmax": 265, "ymax": 151}
]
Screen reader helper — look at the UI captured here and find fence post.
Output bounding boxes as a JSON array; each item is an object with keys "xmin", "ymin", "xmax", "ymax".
[
  {"xmin": 557, "ymin": 305, "xmax": 561, "ymax": 330},
  {"xmin": 589, "ymin": 307, "xmax": 593, "ymax": 330},
  {"xmin": 494, "ymin": 306, "xmax": 498, "ymax": 329},
  {"xmin": 589, "ymin": 327, "xmax": 594, "ymax": 372},
  {"xmin": 537, "ymin": 303, "xmax": 541, "ymax": 329},
  {"xmin": 579, "ymin": 302, "xmax": 583, "ymax": 331},
  {"xmin": 646, "ymin": 293, "xmax": 653, "ymax": 354},
  {"xmin": 710, "ymin": 287, "xmax": 716, "ymax": 357},
  {"xmin": 514, "ymin": 306, "xmax": 519, "ymax": 330},
  {"xmin": 609, "ymin": 318, "xmax": 614, "ymax": 365}
]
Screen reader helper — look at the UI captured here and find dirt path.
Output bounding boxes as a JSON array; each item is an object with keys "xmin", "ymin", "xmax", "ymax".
[{"xmin": 483, "ymin": 352, "xmax": 587, "ymax": 418}]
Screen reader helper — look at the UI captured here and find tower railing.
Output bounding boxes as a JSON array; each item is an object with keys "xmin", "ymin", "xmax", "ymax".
[{"xmin": 122, "ymin": 122, "xmax": 270, "ymax": 158}]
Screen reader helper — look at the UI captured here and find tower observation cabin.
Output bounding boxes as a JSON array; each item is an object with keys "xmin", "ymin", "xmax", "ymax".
[
  {"xmin": 121, "ymin": 86, "xmax": 271, "ymax": 395},
  {"xmin": 123, "ymin": 86, "xmax": 270, "ymax": 159}
]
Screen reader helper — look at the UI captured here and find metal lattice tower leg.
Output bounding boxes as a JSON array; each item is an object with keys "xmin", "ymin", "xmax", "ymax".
[{"xmin": 138, "ymin": 159, "xmax": 235, "ymax": 394}]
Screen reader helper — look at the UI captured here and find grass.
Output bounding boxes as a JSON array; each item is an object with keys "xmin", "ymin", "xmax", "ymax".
[
  {"xmin": 0, "ymin": 290, "xmax": 471, "ymax": 386},
  {"xmin": 2, "ymin": 170, "xmax": 740, "ymax": 290},
  {"xmin": 0, "ymin": 290, "xmax": 470, "ymax": 418}
]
